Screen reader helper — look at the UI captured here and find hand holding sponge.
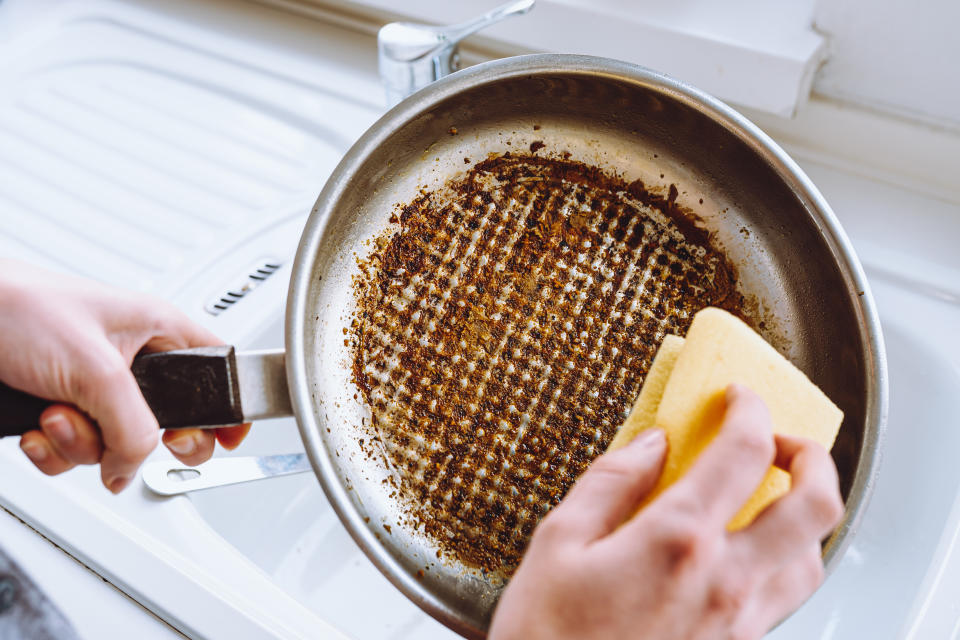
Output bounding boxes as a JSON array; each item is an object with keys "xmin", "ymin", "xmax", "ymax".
[{"xmin": 609, "ymin": 307, "xmax": 844, "ymax": 530}]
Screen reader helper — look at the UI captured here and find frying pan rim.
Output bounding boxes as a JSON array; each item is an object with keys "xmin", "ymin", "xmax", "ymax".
[{"xmin": 285, "ymin": 53, "xmax": 888, "ymax": 637}]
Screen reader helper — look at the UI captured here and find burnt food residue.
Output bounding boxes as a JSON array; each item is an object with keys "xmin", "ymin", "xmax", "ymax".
[{"xmin": 350, "ymin": 153, "xmax": 743, "ymax": 575}]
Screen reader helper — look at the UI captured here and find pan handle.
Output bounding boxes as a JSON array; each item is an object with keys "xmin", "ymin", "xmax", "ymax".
[
  {"xmin": 0, "ymin": 347, "xmax": 292, "ymax": 438},
  {"xmin": 142, "ymin": 453, "xmax": 311, "ymax": 496}
]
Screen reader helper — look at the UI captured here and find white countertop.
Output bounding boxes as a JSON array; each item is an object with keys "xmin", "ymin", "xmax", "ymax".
[{"xmin": 0, "ymin": 508, "xmax": 184, "ymax": 638}]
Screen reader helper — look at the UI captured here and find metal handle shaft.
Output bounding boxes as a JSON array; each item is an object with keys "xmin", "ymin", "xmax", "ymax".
[{"xmin": 142, "ymin": 453, "xmax": 311, "ymax": 496}]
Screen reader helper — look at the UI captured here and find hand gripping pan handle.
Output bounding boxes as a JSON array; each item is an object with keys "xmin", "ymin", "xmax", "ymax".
[{"xmin": 0, "ymin": 347, "xmax": 292, "ymax": 438}]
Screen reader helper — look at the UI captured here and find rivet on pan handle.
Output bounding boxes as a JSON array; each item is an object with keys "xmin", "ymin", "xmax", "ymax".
[{"xmin": 0, "ymin": 347, "xmax": 292, "ymax": 437}]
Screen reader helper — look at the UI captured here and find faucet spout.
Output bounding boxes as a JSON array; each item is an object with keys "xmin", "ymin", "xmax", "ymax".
[{"xmin": 378, "ymin": 0, "xmax": 536, "ymax": 107}]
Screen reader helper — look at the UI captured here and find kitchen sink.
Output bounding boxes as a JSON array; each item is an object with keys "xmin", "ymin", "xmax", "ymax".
[
  {"xmin": 770, "ymin": 274, "xmax": 960, "ymax": 638},
  {"xmin": 2, "ymin": 0, "xmax": 959, "ymax": 638},
  {"xmin": 183, "ymin": 265, "xmax": 960, "ymax": 640}
]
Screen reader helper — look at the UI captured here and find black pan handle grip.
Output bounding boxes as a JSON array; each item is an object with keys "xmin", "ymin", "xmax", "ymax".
[{"xmin": 0, "ymin": 346, "xmax": 244, "ymax": 438}]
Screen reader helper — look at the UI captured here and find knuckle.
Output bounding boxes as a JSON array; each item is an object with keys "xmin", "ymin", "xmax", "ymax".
[
  {"xmin": 104, "ymin": 421, "xmax": 159, "ymax": 466},
  {"xmin": 651, "ymin": 511, "xmax": 710, "ymax": 566},
  {"xmin": 151, "ymin": 299, "xmax": 187, "ymax": 331},
  {"xmin": 152, "ymin": 298, "xmax": 211, "ymax": 343},
  {"xmin": 708, "ymin": 573, "xmax": 753, "ymax": 618},
  {"xmin": 121, "ymin": 293, "xmax": 174, "ymax": 337},
  {"xmin": 735, "ymin": 429, "xmax": 775, "ymax": 463},
  {"xmin": 113, "ymin": 429, "xmax": 159, "ymax": 463},
  {"xmin": 78, "ymin": 350, "xmax": 129, "ymax": 391},
  {"xmin": 129, "ymin": 292, "xmax": 164, "ymax": 318},
  {"xmin": 802, "ymin": 484, "xmax": 845, "ymax": 530},
  {"xmin": 667, "ymin": 492, "xmax": 702, "ymax": 517},
  {"xmin": 743, "ymin": 391, "xmax": 771, "ymax": 418}
]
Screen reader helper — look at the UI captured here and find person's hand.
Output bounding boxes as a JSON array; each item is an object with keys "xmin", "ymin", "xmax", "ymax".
[
  {"xmin": 0, "ymin": 260, "xmax": 250, "ymax": 493},
  {"xmin": 489, "ymin": 384, "xmax": 844, "ymax": 640}
]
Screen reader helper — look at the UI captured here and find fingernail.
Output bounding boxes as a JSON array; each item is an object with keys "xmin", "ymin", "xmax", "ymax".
[
  {"xmin": 42, "ymin": 413, "xmax": 75, "ymax": 446},
  {"xmin": 630, "ymin": 429, "xmax": 665, "ymax": 448},
  {"xmin": 108, "ymin": 475, "xmax": 131, "ymax": 494},
  {"xmin": 21, "ymin": 440, "xmax": 48, "ymax": 463},
  {"xmin": 166, "ymin": 434, "xmax": 197, "ymax": 457}
]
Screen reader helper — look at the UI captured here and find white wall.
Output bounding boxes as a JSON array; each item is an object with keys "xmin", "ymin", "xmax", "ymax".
[
  {"xmin": 332, "ymin": 0, "xmax": 827, "ymax": 116},
  {"xmin": 814, "ymin": 0, "xmax": 960, "ymax": 130}
]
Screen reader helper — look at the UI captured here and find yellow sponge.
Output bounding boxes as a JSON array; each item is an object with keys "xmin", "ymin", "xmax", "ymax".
[
  {"xmin": 609, "ymin": 307, "xmax": 843, "ymax": 530},
  {"xmin": 609, "ymin": 334, "xmax": 686, "ymax": 451}
]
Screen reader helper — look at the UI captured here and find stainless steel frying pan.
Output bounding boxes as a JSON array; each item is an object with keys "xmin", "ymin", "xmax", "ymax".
[{"xmin": 0, "ymin": 55, "xmax": 887, "ymax": 638}]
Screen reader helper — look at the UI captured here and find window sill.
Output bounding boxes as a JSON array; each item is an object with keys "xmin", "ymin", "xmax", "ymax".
[{"xmin": 287, "ymin": 0, "xmax": 827, "ymax": 117}]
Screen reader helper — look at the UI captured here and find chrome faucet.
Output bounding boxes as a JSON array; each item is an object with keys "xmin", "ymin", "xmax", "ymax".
[{"xmin": 377, "ymin": 0, "xmax": 535, "ymax": 107}]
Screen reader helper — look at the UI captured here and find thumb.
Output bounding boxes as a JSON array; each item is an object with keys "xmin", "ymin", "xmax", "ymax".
[{"xmin": 545, "ymin": 429, "xmax": 667, "ymax": 543}]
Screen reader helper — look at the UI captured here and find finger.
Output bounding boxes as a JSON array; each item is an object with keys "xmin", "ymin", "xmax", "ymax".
[
  {"xmin": 137, "ymin": 302, "xmax": 244, "ymax": 463},
  {"xmin": 215, "ymin": 423, "xmax": 251, "ymax": 451},
  {"xmin": 163, "ymin": 429, "xmax": 216, "ymax": 466},
  {"xmin": 729, "ymin": 544, "xmax": 824, "ymax": 638},
  {"xmin": 728, "ymin": 434, "xmax": 843, "ymax": 570},
  {"xmin": 538, "ymin": 429, "xmax": 667, "ymax": 544},
  {"xmin": 658, "ymin": 384, "xmax": 775, "ymax": 528},
  {"xmin": 19, "ymin": 430, "xmax": 76, "ymax": 476},
  {"xmin": 141, "ymin": 301, "xmax": 222, "ymax": 353},
  {"xmin": 147, "ymin": 309, "xmax": 252, "ymax": 459},
  {"xmin": 39, "ymin": 405, "xmax": 104, "ymax": 465},
  {"xmin": 74, "ymin": 348, "xmax": 160, "ymax": 493}
]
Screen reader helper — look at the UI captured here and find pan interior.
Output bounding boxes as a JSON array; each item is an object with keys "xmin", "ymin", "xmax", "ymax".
[
  {"xmin": 348, "ymin": 150, "xmax": 749, "ymax": 577},
  {"xmin": 299, "ymin": 65, "xmax": 869, "ymax": 636}
]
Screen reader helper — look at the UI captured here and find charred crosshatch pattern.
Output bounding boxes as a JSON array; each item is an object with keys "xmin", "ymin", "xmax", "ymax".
[{"xmin": 350, "ymin": 153, "xmax": 743, "ymax": 574}]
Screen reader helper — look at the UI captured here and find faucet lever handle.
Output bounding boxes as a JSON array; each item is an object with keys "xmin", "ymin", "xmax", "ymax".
[
  {"xmin": 440, "ymin": 0, "xmax": 535, "ymax": 46},
  {"xmin": 378, "ymin": 0, "xmax": 535, "ymax": 106}
]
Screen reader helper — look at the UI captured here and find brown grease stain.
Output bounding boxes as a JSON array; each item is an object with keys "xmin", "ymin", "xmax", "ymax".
[{"xmin": 349, "ymin": 154, "xmax": 744, "ymax": 574}]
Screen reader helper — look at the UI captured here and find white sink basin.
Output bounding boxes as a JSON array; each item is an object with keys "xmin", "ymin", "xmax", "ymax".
[
  {"xmin": 185, "ymin": 269, "xmax": 960, "ymax": 640},
  {"xmin": 187, "ymin": 314, "xmax": 458, "ymax": 640},
  {"xmin": 770, "ymin": 272, "xmax": 960, "ymax": 638}
]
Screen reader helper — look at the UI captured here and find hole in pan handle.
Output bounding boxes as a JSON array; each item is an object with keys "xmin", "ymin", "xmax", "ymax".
[
  {"xmin": 0, "ymin": 346, "xmax": 293, "ymax": 438},
  {"xmin": 142, "ymin": 453, "xmax": 311, "ymax": 496}
]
